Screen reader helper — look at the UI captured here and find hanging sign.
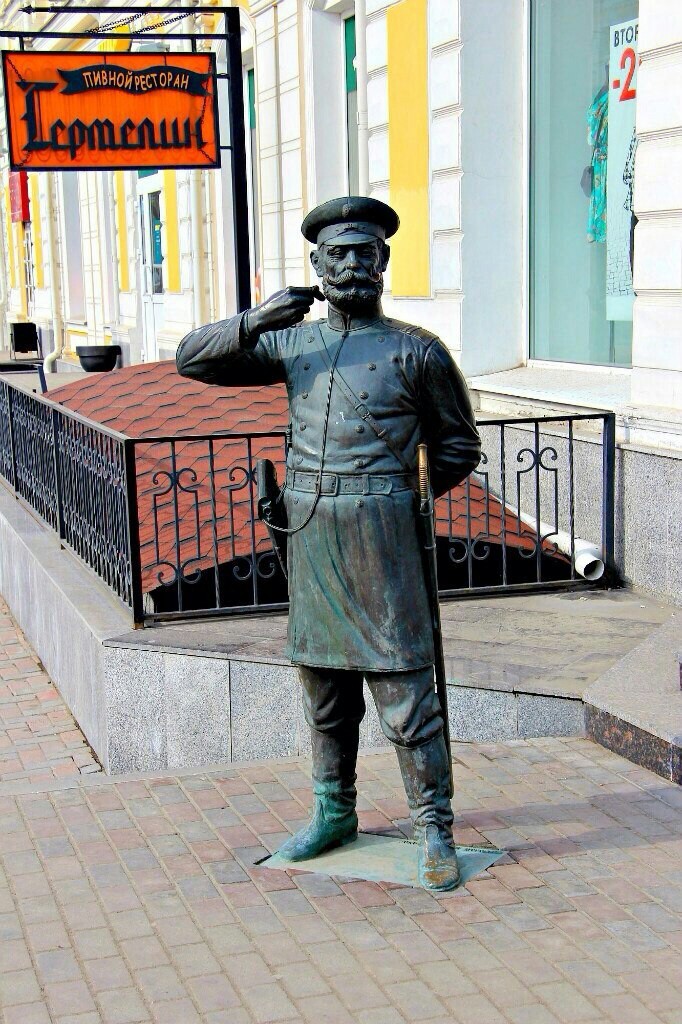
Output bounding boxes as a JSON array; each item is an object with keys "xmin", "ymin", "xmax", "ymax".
[
  {"xmin": 606, "ymin": 19, "xmax": 638, "ymax": 321},
  {"xmin": 2, "ymin": 51, "xmax": 220, "ymax": 171}
]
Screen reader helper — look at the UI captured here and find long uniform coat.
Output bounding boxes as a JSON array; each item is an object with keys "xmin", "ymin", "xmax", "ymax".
[{"xmin": 176, "ymin": 312, "xmax": 481, "ymax": 673}]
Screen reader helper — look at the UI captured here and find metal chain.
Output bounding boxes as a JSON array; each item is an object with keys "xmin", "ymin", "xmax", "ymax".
[
  {"xmin": 87, "ymin": 10, "xmax": 192, "ymax": 35},
  {"xmin": 137, "ymin": 11, "xmax": 192, "ymax": 33},
  {"xmin": 86, "ymin": 13, "xmax": 141, "ymax": 34},
  {"xmin": 268, "ymin": 331, "xmax": 349, "ymax": 536}
]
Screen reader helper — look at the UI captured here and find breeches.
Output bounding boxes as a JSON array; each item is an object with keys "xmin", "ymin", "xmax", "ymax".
[{"xmin": 298, "ymin": 665, "xmax": 443, "ymax": 749}]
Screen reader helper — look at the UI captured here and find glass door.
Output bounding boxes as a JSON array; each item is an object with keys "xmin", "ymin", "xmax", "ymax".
[{"xmin": 137, "ymin": 173, "xmax": 165, "ymax": 362}]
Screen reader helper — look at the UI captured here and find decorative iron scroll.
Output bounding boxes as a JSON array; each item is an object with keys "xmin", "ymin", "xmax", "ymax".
[{"xmin": 140, "ymin": 434, "xmax": 282, "ymax": 613}]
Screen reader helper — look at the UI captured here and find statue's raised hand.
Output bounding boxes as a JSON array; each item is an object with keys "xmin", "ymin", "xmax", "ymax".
[{"xmin": 246, "ymin": 286, "xmax": 325, "ymax": 337}]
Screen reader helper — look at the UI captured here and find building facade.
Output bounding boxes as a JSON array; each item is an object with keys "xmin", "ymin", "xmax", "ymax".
[{"xmin": 0, "ymin": 0, "xmax": 680, "ymax": 600}]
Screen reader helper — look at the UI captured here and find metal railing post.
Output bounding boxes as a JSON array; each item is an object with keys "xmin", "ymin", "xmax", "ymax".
[
  {"xmin": 51, "ymin": 407, "xmax": 65, "ymax": 540},
  {"xmin": 6, "ymin": 383, "xmax": 17, "ymax": 490},
  {"xmin": 225, "ymin": 8, "xmax": 251, "ymax": 312},
  {"xmin": 601, "ymin": 413, "xmax": 616, "ymax": 573},
  {"xmin": 123, "ymin": 439, "xmax": 145, "ymax": 627}
]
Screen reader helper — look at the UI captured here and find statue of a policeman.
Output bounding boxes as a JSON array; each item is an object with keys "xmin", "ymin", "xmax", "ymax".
[{"xmin": 177, "ymin": 197, "xmax": 481, "ymax": 891}]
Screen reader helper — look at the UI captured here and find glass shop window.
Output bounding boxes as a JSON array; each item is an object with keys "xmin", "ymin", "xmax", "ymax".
[
  {"xmin": 345, "ymin": 15, "xmax": 359, "ymax": 196},
  {"xmin": 148, "ymin": 190, "xmax": 164, "ymax": 295},
  {"xmin": 247, "ymin": 67, "xmax": 261, "ymax": 304},
  {"xmin": 61, "ymin": 172, "xmax": 86, "ymax": 321},
  {"xmin": 530, "ymin": 0, "xmax": 638, "ymax": 366}
]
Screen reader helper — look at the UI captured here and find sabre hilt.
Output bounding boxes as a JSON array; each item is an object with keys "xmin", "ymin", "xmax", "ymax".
[{"xmin": 417, "ymin": 443, "xmax": 430, "ymax": 502}]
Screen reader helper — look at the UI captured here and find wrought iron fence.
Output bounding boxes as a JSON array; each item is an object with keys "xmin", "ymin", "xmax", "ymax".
[
  {"xmin": 0, "ymin": 379, "xmax": 137, "ymax": 610},
  {"xmin": 0, "ymin": 376, "xmax": 616, "ymax": 626}
]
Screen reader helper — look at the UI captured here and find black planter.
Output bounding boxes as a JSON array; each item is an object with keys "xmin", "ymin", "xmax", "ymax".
[{"xmin": 76, "ymin": 345, "xmax": 121, "ymax": 373}]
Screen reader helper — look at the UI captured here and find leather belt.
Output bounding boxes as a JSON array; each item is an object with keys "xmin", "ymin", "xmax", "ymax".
[{"xmin": 286, "ymin": 469, "xmax": 416, "ymax": 496}]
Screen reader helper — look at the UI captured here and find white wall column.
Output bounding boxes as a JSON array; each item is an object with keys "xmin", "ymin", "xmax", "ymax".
[
  {"xmin": 251, "ymin": 0, "xmax": 307, "ymax": 297},
  {"xmin": 631, "ymin": 0, "xmax": 682, "ymax": 410},
  {"xmin": 459, "ymin": 0, "xmax": 525, "ymax": 377}
]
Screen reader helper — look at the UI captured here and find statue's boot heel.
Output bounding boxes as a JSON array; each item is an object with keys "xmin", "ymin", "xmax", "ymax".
[{"xmin": 417, "ymin": 823, "xmax": 461, "ymax": 891}]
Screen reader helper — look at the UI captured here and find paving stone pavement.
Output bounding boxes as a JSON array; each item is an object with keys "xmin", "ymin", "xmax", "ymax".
[
  {"xmin": 1, "ymin": 602, "xmax": 682, "ymax": 1023},
  {"xmin": 0, "ymin": 599, "xmax": 101, "ymax": 784}
]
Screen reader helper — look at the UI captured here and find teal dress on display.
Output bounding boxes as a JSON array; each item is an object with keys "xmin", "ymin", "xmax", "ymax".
[{"xmin": 587, "ymin": 86, "xmax": 608, "ymax": 243}]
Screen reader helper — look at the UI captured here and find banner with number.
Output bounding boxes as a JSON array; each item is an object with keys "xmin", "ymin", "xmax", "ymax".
[{"xmin": 606, "ymin": 19, "xmax": 638, "ymax": 321}]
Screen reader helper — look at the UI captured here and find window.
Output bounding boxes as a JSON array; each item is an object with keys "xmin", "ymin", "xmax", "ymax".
[
  {"xmin": 530, "ymin": 0, "xmax": 638, "ymax": 366},
  {"xmin": 247, "ymin": 67, "xmax": 261, "ymax": 302},
  {"xmin": 344, "ymin": 15, "xmax": 359, "ymax": 195},
  {"xmin": 148, "ymin": 190, "xmax": 163, "ymax": 294},
  {"xmin": 22, "ymin": 222, "xmax": 35, "ymax": 313},
  {"xmin": 61, "ymin": 173, "xmax": 85, "ymax": 321},
  {"xmin": 138, "ymin": 190, "xmax": 164, "ymax": 296}
]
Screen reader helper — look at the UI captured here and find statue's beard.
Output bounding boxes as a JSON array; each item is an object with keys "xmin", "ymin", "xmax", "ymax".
[{"xmin": 322, "ymin": 270, "xmax": 383, "ymax": 314}]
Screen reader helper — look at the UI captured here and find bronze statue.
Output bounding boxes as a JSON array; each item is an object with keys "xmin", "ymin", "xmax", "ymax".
[{"xmin": 177, "ymin": 197, "xmax": 481, "ymax": 890}]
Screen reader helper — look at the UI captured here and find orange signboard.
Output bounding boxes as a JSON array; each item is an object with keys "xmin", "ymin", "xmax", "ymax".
[{"xmin": 2, "ymin": 51, "xmax": 220, "ymax": 171}]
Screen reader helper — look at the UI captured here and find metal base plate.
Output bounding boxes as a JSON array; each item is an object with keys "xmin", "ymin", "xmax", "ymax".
[{"xmin": 261, "ymin": 832, "xmax": 505, "ymax": 889}]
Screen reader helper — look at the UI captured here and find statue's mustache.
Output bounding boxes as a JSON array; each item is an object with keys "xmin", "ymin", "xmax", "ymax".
[{"xmin": 324, "ymin": 268, "xmax": 382, "ymax": 287}]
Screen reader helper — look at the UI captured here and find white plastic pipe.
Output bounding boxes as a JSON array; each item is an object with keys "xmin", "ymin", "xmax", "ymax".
[
  {"xmin": 43, "ymin": 173, "xmax": 65, "ymax": 375},
  {"xmin": 515, "ymin": 508, "xmax": 605, "ymax": 581},
  {"xmin": 103, "ymin": 171, "xmax": 121, "ymax": 330}
]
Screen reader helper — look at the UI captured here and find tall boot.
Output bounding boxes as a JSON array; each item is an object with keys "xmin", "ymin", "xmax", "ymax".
[
  {"xmin": 395, "ymin": 732, "xmax": 460, "ymax": 891},
  {"xmin": 276, "ymin": 726, "xmax": 359, "ymax": 862}
]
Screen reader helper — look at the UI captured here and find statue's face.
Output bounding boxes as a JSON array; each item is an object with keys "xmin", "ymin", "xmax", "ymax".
[{"xmin": 311, "ymin": 237, "xmax": 389, "ymax": 315}]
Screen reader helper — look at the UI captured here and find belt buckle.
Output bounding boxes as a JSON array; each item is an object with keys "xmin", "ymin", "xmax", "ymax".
[
  {"xmin": 327, "ymin": 473, "xmax": 340, "ymax": 496},
  {"xmin": 362, "ymin": 474, "xmax": 371, "ymax": 496}
]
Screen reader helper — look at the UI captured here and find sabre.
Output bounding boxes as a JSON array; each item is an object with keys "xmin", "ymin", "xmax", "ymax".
[{"xmin": 417, "ymin": 443, "xmax": 454, "ymax": 799}]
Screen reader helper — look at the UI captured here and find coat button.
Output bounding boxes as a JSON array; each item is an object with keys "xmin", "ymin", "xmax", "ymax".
[
  {"xmin": 368, "ymin": 362, "xmax": 376, "ymax": 370},
  {"xmin": 355, "ymin": 425, "xmax": 364, "ymax": 433},
  {"xmin": 377, "ymin": 335, "xmax": 385, "ymax": 343},
  {"xmin": 303, "ymin": 362, "xmax": 310, "ymax": 370},
  {"xmin": 355, "ymin": 499, "xmax": 364, "ymax": 508},
  {"xmin": 302, "ymin": 391, "xmax": 308, "ymax": 399},
  {"xmin": 359, "ymin": 391, "xmax": 369, "ymax": 399},
  {"xmin": 299, "ymin": 422, "xmax": 306, "ymax": 430},
  {"xmin": 293, "ymin": 496, "xmax": 299, "ymax": 504},
  {"xmin": 354, "ymin": 457, "xmax": 366, "ymax": 468},
  {"xmin": 296, "ymin": 454, "xmax": 303, "ymax": 465}
]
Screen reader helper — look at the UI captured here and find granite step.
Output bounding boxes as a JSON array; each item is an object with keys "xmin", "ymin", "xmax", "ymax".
[{"xmin": 583, "ymin": 610, "xmax": 682, "ymax": 784}]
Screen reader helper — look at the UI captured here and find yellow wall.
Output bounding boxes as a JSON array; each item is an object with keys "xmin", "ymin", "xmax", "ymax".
[
  {"xmin": 97, "ymin": 26, "xmax": 131, "ymax": 52},
  {"xmin": 114, "ymin": 171, "xmax": 130, "ymax": 293},
  {"xmin": 387, "ymin": 0, "xmax": 430, "ymax": 297},
  {"xmin": 162, "ymin": 170, "xmax": 181, "ymax": 293},
  {"xmin": 29, "ymin": 174, "xmax": 43, "ymax": 290}
]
